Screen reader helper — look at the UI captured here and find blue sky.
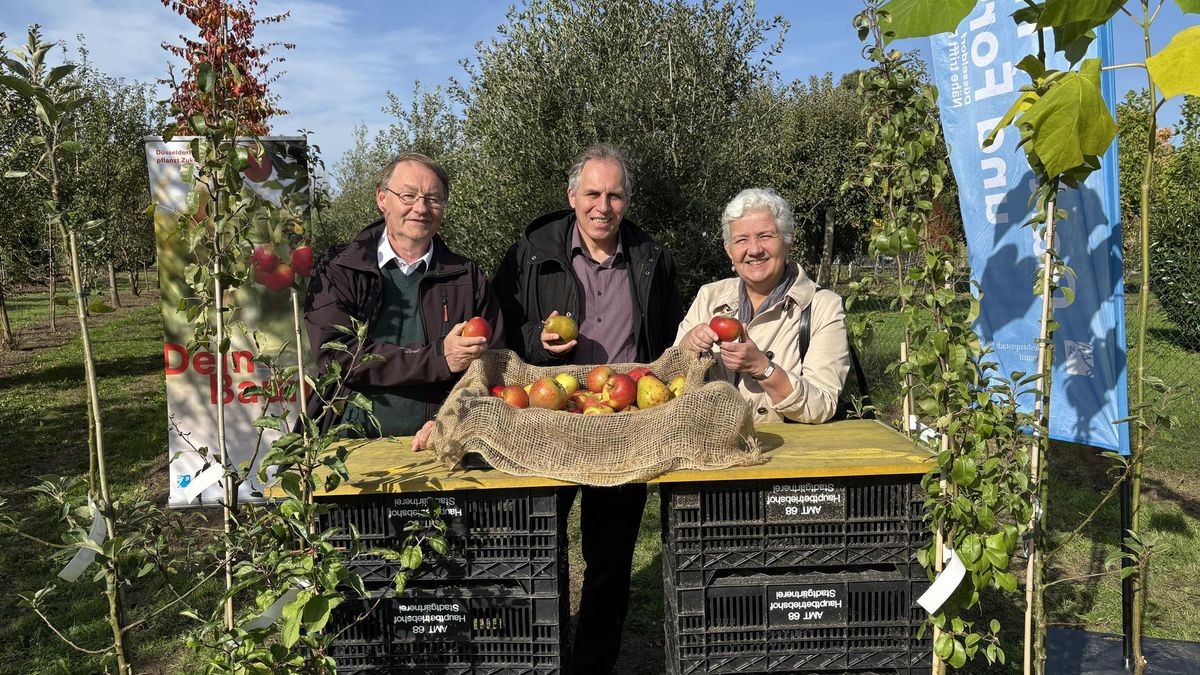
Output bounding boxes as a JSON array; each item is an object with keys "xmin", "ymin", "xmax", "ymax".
[{"xmin": 2, "ymin": 1, "xmax": 1195, "ymax": 189}]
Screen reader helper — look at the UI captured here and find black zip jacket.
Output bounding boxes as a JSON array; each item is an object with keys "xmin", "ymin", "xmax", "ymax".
[{"xmin": 492, "ymin": 209, "xmax": 683, "ymax": 366}]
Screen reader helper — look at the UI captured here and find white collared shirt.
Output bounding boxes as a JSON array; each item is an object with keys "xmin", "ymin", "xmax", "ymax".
[{"xmin": 377, "ymin": 232, "xmax": 433, "ymax": 275}]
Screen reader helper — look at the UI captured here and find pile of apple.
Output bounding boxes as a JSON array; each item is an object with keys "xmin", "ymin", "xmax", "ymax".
[
  {"xmin": 489, "ymin": 366, "xmax": 685, "ymax": 414},
  {"xmin": 250, "ymin": 244, "xmax": 314, "ymax": 292}
]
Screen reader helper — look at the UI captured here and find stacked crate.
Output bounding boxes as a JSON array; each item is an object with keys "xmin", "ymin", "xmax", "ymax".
[
  {"xmin": 660, "ymin": 476, "xmax": 932, "ymax": 674},
  {"xmin": 320, "ymin": 488, "xmax": 569, "ymax": 674}
]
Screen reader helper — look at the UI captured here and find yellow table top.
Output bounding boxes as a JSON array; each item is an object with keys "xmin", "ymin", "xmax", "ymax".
[{"xmin": 304, "ymin": 419, "xmax": 934, "ymax": 497}]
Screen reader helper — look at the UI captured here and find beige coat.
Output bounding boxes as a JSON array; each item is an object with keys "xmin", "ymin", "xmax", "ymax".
[{"xmin": 674, "ymin": 266, "xmax": 850, "ymax": 424}]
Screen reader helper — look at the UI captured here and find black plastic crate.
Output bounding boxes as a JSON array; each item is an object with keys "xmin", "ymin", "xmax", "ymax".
[
  {"xmin": 663, "ymin": 569, "xmax": 931, "ymax": 674},
  {"xmin": 661, "ymin": 477, "xmax": 928, "ymax": 588},
  {"xmin": 329, "ymin": 583, "xmax": 568, "ymax": 674},
  {"xmin": 317, "ymin": 488, "xmax": 565, "ymax": 590}
]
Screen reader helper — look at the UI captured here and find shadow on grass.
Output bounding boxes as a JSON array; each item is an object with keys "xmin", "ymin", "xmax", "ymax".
[
  {"xmin": 1147, "ymin": 326, "xmax": 1200, "ymax": 354},
  {"xmin": 0, "ymin": 350, "xmax": 164, "ymax": 391}
]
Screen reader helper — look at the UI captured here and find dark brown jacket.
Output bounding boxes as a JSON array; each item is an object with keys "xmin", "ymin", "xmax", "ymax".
[{"xmin": 303, "ymin": 221, "xmax": 503, "ymax": 430}]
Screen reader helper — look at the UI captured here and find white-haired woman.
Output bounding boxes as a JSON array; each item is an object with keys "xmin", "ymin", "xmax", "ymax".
[{"xmin": 675, "ymin": 188, "xmax": 850, "ymax": 424}]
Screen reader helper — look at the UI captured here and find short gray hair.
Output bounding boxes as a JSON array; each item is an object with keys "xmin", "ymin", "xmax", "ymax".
[
  {"xmin": 720, "ymin": 188, "xmax": 795, "ymax": 246},
  {"xmin": 567, "ymin": 142, "xmax": 633, "ymax": 198},
  {"xmin": 374, "ymin": 152, "xmax": 450, "ymax": 198}
]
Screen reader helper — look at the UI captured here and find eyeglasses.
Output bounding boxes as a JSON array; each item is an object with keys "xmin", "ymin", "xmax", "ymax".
[{"xmin": 383, "ymin": 187, "xmax": 446, "ymax": 209}]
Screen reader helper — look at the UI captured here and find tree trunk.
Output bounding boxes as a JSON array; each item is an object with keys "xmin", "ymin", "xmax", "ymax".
[
  {"xmin": 128, "ymin": 268, "xmax": 140, "ymax": 297},
  {"xmin": 0, "ymin": 247, "xmax": 13, "ymax": 349},
  {"xmin": 48, "ymin": 218, "xmax": 57, "ymax": 332},
  {"xmin": 817, "ymin": 205, "xmax": 835, "ymax": 286},
  {"xmin": 107, "ymin": 262, "xmax": 121, "ymax": 308},
  {"xmin": 0, "ymin": 291, "xmax": 13, "ymax": 350}
]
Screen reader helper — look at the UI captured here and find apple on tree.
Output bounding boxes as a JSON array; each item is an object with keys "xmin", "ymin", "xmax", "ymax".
[{"xmin": 290, "ymin": 245, "xmax": 314, "ymax": 278}]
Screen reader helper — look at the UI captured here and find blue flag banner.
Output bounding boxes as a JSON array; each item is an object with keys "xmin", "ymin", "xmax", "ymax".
[{"xmin": 930, "ymin": 6, "xmax": 1131, "ymax": 454}]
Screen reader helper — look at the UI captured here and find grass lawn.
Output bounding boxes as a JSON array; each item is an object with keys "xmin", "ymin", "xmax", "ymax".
[
  {"xmin": 0, "ymin": 281, "xmax": 214, "ymax": 675},
  {"xmin": 0, "ymin": 279, "xmax": 1196, "ymax": 673}
]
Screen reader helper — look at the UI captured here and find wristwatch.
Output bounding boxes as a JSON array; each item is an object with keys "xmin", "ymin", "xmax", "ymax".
[{"xmin": 751, "ymin": 361, "xmax": 776, "ymax": 381}]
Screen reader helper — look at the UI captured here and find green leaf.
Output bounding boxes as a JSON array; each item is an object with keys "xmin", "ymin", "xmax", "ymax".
[
  {"xmin": 880, "ymin": 0, "xmax": 976, "ymax": 43},
  {"xmin": 1018, "ymin": 61, "xmax": 1116, "ymax": 179},
  {"xmin": 399, "ymin": 545, "xmax": 424, "ymax": 571},
  {"xmin": 4, "ymin": 170, "xmax": 29, "ymax": 179},
  {"xmin": 950, "ymin": 637, "xmax": 968, "ymax": 668},
  {"xmin": 959, "ymin": 533, "xmax": 983, "ymax": 564},
  {"xmin": 1147, "ymin": 26, "xmax": 1200, "ymax": 99},
  {"xmin": 45, "ymin": 63, "xmax": 76, "ymax": 87},
  {"xmin": 302, "ymin": 594, "xmax": 332, "ymax": 632},
  {"xmin": 1040, "ymin": 0, "xmax": 1123, "ymax": 48},
  {"xmin": 33, "ymin": 99, "xmax": 54, "ymax": 127},
  {"xmin": 59, "ymin": 140, "xmax": 84, "ymax": 154},
  {"xmin": 984, "ymin": 91, "xmax": 1039, "ymax": 148},
  {"xmin": 198, "ymin": 62, "xmax": 216, "ymax": 94},
  {"xmin": 1177, "ymin": 0, "xmax": 1200, "ymax": 14},
  {"xmin": 0, "ymin": 74, "xmax": 35, "ymax": 98},
  {"xmin": 428, "ymin": 536, "xmax": 449, "ymax": 556},
  {"xmin": 951, "ymin": 456, "xmax": 978, "ymax": 486},
  {"xmin": 280, "ymin": 590, "xmax": 310, "ymax": 648},
  {"xmin": 934, "ymin": 633, "xmax": 955, "ymax": 659}
]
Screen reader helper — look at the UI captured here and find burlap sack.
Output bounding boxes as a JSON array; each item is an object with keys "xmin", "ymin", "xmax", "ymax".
[{"xmin": 426, "ymin": 346, "xmax": 762, "ymax": 485}]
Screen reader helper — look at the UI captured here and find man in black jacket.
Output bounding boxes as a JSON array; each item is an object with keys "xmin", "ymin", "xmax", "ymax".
[
  {"xmin": 493, "ymin": 143, "xmax": 683, "ymax": 674},
  {"xmin": 304, "ymin": 152, "xmax": 502, "ymax": 439}
]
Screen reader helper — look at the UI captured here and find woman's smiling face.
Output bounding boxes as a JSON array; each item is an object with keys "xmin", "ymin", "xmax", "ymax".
[{"xmin": 725, "ymin": 209, "xmax": 789, "ymax": 292}]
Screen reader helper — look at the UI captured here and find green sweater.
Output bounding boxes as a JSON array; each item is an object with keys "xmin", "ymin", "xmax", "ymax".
[{"xmin": 342, "ymin": 262, "xmax": 428, "ymax": 437}]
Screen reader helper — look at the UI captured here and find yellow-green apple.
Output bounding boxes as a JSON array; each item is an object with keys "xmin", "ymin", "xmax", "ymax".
[
  {"xmin": 637, "ymin": 374, "xmax": 672, "ymax": 409},
  {"xmin": 554, "ymin": 372, "xmax": 580, "ymax": 396},
  {"xmin": 668, "ymin": 375, "xmax": 686, "ymax": 398},
  {"xmin": 543, "ymin": 314, "xmax": 578, "ymax": 344}
]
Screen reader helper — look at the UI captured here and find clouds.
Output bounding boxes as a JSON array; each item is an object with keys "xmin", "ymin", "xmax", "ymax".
[
  {"xmin": 1, "ymin": 0, "xmax": 489, "ymax": 189},
  {"xmin": 252, "ymin": 0, "xmax": 496, "ymax": 177},
  {"xmin": 0, "ymin": 0, "xmax": 191, "ymax": 90}
]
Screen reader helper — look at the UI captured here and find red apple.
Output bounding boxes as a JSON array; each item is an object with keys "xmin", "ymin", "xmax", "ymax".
[
  {"xmin": 263, "ymin": 263, "xmax": 294, "ymax": 292},
  {"xmin": 528, "ymin": 376, "xmax": 568, "ymax": 410},
  {"xmin": 603, "ymin": 373, "xmax": 637, "ymax": 411},
  {"xmin": 243, "ymin": 146, "xmax": 273, "ymax": 182},
  {"xmin": 499, "ymin": 384, "xmax": 529, "ymax": 408},
  {"xmin": 462, "ymin": 316, "xmax": 493, "ymax": 341},
  {"xmin": 250, "ymin": 244, "xmax": 278, "ymax": 273},
  {"xmin": 290, "ymin": 245, "xmax": 314, "ymax": 278},
  {"xmin": 586, "ymin": 365, "xmax": 614, "ymax": 393},
  {"xmin": 627, "ymin": 366, "xmax": 655, "ymax": 382},
  {"xmin": 709, "ymin": 316, "xmax": 742, "ymax": 343},
  {"xmin": 490, "ymin": 384, "xmax": 506, "ymax": 397}
]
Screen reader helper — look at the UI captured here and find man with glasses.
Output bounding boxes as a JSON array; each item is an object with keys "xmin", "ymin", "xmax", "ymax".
[
  {"xmin": 493, "ymin": 142, "xmax": 683, "ymax": 674},
  {"xmin": 303, "ymin": 152, "xmax": 502, "ymax": 439}
]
